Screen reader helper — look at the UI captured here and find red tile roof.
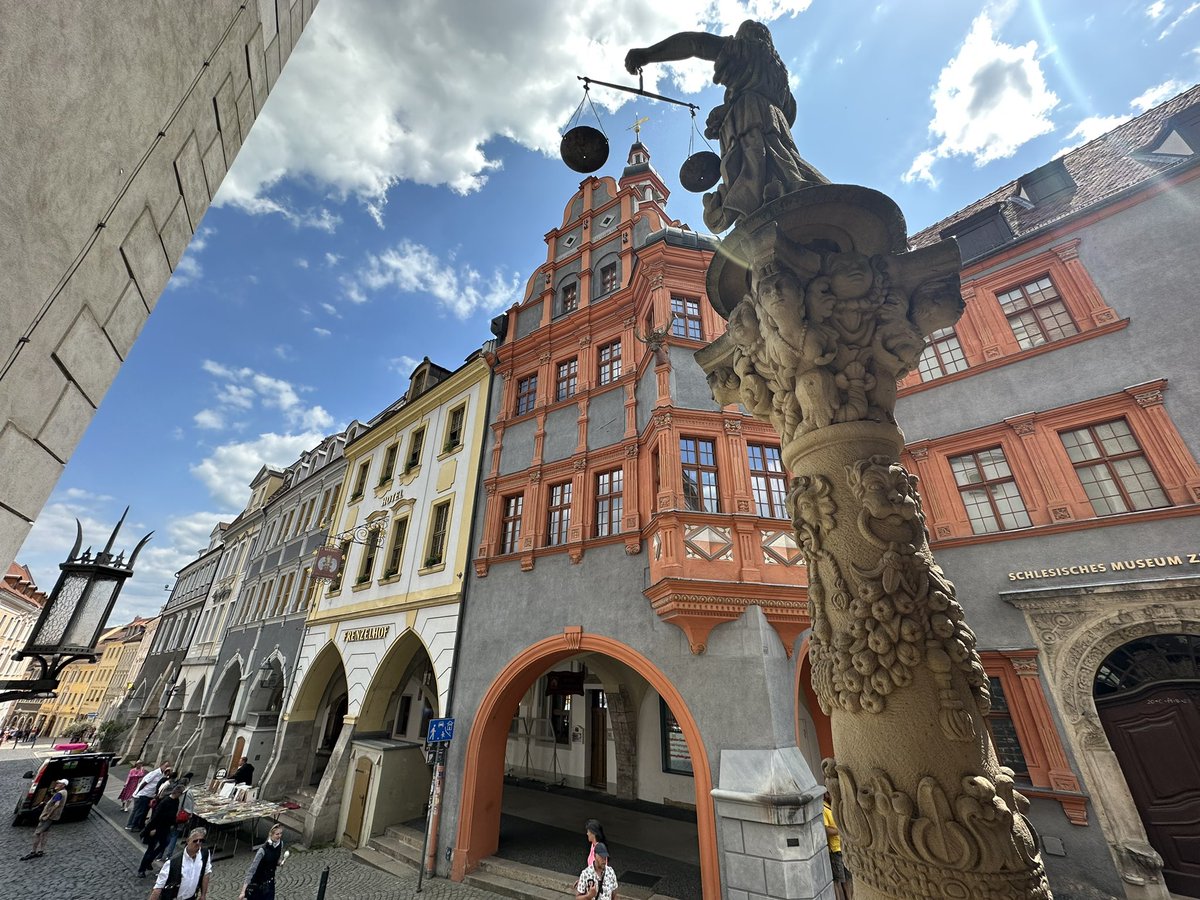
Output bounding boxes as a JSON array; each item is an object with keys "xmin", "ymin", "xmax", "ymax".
[{"xmin": 911, "ymin": 83, "xmax": 1200, "ymax": 249}]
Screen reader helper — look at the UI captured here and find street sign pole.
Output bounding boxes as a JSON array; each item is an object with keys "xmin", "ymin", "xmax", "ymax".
[{"xmin": 416, "ymin": 717, "xmax": 454, "ymax": 893}]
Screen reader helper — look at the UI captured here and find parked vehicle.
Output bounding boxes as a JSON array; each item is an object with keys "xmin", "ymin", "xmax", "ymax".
[{"xmin": 12, "ymin": 752, "xmax": 113, "ymax": 825}]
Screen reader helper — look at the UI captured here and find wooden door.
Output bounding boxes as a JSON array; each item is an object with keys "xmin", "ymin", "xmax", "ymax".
[
  {"xmin": 228, "ymin": 737, "xmax": 245, "ymax": 771},
  {"xmin": 588, "ymin": 691, "xmax": 607, "ymax": 789},
  {"xmin": 1098, "ymin": 683, "xmax": 1200, "ymax": 896},
  {"xmin": 342, "ymin": 757, "xmax": 373, "ymax": 848}
]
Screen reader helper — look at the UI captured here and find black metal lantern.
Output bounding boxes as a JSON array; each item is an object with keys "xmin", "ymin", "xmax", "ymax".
[{"xmin": 0, "ymin": 508, "xmax": 151, "ymax": 702}]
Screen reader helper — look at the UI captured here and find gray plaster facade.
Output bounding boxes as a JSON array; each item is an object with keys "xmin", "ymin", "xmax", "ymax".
[{"xmin": 0, "ymin": 0, "xmax": 322, "ymax": 574}]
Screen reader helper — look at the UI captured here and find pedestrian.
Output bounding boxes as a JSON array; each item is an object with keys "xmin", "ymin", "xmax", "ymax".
[
  {"xmin": 159, "ymin": 774, "xmax": 195, "ymax": 862},
  {"xmin": 230, "ymin": 756, "xmax": 255, "ymax": 786},
  {"xmin": 21, "ymin": 777, "xmax": 69, "ymax": 860},
  {"xmin": 824, "ymin": 791, "xmax": 853, "ymax": 900},
  {"xmin": 29, "ymin": 728, "xmax": 40, "ymax": 745},
  {"xmin": 585, "ymin": 818, "xmax": 609, "ymax": 868},
  {"xmin": 139, "ymin": 786, "xmax": 182, "ymax": 877},
  {"xmin": 120, "ymin": 760, "xmax": 148, "ymax": 812},
  {"xmin": 239, "ymin": 823, "xmax": 288, "ymax": 900},
  {"xmin": 149, "ymin": 827, "xmax": 211, "ymax": 900},
  {"xmin": 128, "ymin": 761, "xmax": 171, "ymax": 831},
  {"xmin": 575, "ymin": 841, "xmax": 619, "ymax": 899}
]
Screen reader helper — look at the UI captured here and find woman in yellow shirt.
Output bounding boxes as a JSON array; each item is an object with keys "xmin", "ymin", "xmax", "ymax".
[{"xmin": 823, "ymin": 792, "xmax": 853, "ymax": 899}]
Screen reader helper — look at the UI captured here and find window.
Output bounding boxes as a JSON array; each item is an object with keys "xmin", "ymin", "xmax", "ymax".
[
  {"xmin": 444, "ymin": 405, "xmax": 466, "ymax": 452},
  {"xmin": 383, "ymin": 517, "xmax": 408, "ymax": 578},
  {"xmin": 556, "ymin": 359, "xmax": 578, "ymax": 401},
  {"xmin": 546, "ymin": 482, "xmax": 572, "ymax": 546},
  {"xmin": 1060, "ymin": 420, "xmax": 1169, "ymax": 516},
  {"xmin": 316, "ymin": 487, "xmax": 334, "ymax": 527},
  {"xmin": 917, "ymin": 327, "xmax": 969, "ymax": 381},
  {"xmin": 379, "ymin": 443, "xmax": 398, "ymax": 484},
  {"xmin": 680, "ymin": 437, "xmax": 720, "ymax": 512},
  {"xmin": 597, "ymin": 340, "xmax": 622, "ymax": 385},
  {"xmin": 949, "ymin": 448, "xmax": 1032, "ymax": 534},
  {"xmin": 998, "ymin": 276, "xmax": 1079, "ymax": 350},
  {"xmin": 501, "ymin": 494, "xmax": 523, "ymax": 554},
  {"xmin": 350, "ymin": 461, "xmax": 370, "ymax": 501},
  {"xmin": 330, "ymin": 540, "xmax": 351, "ymax": 591},
  {"xmin": 596, "ymin": 469, "xmax": 623, "ymax": 537},
  {"xmin": 747, "ymin": 443, "xmax": 787, "ymax": 518},
  {"xmin": 425, "ymin": 501, "xmax": 452, "ymax": 568},
  {"xmin": 660, "ymin": 697, "xmax": 693, "ymax": 776},
  {"xmin": 515, "ymin": 374, "xmax": 538, "ymax": 415},
  {"xmin": 280, "ymin": 510, "xmax": 295, "ymax": 542},
  {"xmin": 292, "ymin": 567, "xmax": 311, "ymax": 614},
  {"xmin": 985, "ymin": 676, "xmax": 1030, "ymax": 783},
  {"xmin": 357, "ymin": 533, "xmax": 379, "ymax": 585},
  {"xmin": 405, "ymin": 426, "xmax": 426, "ymax": 472},
  {"xmin": 560, "ymin": 282, "xmax": 578, "ymax": 315},
  {"xmin": 670, "ymin": 296, "xmax": 703, "ymax": 340},
  {"xmin": 600, "ymin": 262, "xmax": 618, "ymax": 293}
]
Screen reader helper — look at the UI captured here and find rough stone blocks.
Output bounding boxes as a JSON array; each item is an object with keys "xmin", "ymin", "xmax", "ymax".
[
  {"xmin": 39, "ymin": 384, "xmax": 96, "ymax": 463},
  {"xmin": 0, "ymin": 425, "xmax": 64, "ymax": 520},
  {"xmin": 53, "ymin": 306, "xmax": 122, "ymax": 408},
  {"xmin": 120, "ymin": 207, "xmax": 172, "ymax": 312}
]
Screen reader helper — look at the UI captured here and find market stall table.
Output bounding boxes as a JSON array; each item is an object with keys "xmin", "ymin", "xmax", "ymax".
[{"xmin": 188, "ymin": 788, "xmax": 284, "ymax": 860}]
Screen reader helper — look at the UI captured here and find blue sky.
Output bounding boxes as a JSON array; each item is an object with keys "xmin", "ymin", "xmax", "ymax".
[{"xmin": 18, "ymin": 0, "xmax": 1200, "ymax": 621}]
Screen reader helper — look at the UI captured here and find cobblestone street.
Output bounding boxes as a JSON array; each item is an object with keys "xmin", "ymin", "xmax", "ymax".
[{"xmin": 0, "ymin": 750, "xmax": 503, "ymax": 900}]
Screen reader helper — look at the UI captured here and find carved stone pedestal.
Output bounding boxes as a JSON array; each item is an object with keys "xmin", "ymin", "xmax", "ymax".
[{"xmin": 714, "ymin": 747, "xmax": 832, "ymax": 900}]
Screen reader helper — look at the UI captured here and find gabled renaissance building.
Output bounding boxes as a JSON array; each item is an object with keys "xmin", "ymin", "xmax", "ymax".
[{"xmin": 891, "ymin": 85, "xmax": 1200, "ymax": 899}]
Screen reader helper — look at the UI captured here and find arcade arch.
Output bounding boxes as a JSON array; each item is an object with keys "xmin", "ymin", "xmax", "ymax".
[{"xmin": 452, "ymin": 633, "xmax": 719, "ymax": 900}]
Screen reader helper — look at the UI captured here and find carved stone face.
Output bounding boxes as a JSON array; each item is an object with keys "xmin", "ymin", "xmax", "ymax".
[
  {"xmin": 857, "ymin": 464, "xmax": 919, "ymax": 525},
  {"xmin": 826, "ymin": 251, "xmax": 874, "ymax": 301}
]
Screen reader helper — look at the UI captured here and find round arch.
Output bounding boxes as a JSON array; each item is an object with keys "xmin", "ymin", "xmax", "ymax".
[
  {"xmin": 451, "ymin": 632, "xmax": 721, "ymax": 898},
  {"xmin": 184, "ymin": 676, "xmax": 207, "ymax": 714},
  {"xmin": 205, "ymin": 657, "xmax": 242, "ymax": 718},
  {"xmin": 357, "ymin": 629, "xmax": 435, "ymax": 733},
  {"xmin": 289, "ymin": 642, "xmax": 347, "ymax": 721},
  {"xmin": 793, "ymin": 635, "xmax": 833, "ymax": 760}
]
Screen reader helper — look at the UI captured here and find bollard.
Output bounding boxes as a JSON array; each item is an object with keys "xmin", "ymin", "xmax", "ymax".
[{"xmin": 315, "ymin": 864, "xmax": 330, "ymax": 900}]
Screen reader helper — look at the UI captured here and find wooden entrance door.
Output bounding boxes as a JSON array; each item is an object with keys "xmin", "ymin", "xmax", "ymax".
[
  {"xmin": 342, "ymin": 757, "xmax": 372, "ymax": 847},
  {"xmin": 588, "ymin": 691, "xmax": 607, "ymax": 789},
  {"xmin": 1098, "ymin": 682, "xmax": 1200, "ymax": 896},
  {"xmin": 228, "ymin": 736, "xmax": 246, "ymax": 772}
]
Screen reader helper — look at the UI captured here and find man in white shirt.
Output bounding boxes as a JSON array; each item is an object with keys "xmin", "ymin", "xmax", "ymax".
[
  {"xmin": 150, "ymin": 827, "xmax": 211, "ymax": 900},
  {"xmin": 575, "ymin": 842, "xmax": 619, "ymax": 899},
  {"xmin": 127, "ymin": 761, "xmax": 171, "ymax": 831}
]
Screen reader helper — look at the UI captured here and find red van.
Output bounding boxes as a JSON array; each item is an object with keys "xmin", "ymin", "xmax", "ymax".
[{"xmin": 12, "ymin": 753, "xmax": 112, "ymax": 825}]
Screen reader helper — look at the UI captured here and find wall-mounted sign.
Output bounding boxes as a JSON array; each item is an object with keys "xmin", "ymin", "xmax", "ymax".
[
  {"xmin": 343, "ymin": 625, "xmax": 390, "ymax": 643},
  {"xmin": 312, "ymin": 546, "xmax": 343, "ymax": 580},
  {"xmin": 1008, "ymin": 552, "xmax": 1198, "ymax": 582},
  {"xmin": 380, "ymin": 489, "xmax": 406, "ymax": 506}
]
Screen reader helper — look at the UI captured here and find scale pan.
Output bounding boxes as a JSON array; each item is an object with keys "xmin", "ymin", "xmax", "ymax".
[
  {"xmin": 561, "ymin": 126, "xmax": 609, "ymax": 174},
  {"xmin": 679, "ymin": 151, "xmax": 721, "ymax": 192}
]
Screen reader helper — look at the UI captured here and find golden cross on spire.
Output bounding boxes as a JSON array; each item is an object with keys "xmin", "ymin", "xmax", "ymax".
[{"xmin": 628, "ymin": 114, "xmax": 650, "ymax": 138}]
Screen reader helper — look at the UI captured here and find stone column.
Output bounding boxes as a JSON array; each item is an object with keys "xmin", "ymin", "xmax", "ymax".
[{"xmin": 697, "ymin": 186, "xmax": 1050, "ymax": 900}]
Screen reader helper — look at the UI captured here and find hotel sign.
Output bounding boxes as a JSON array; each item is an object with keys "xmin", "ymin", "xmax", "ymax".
[
  {"xmin": 343, "ymin": 625, "xmax": 390, "ymax": 643},
  {"xmin": 1008, "ymin": 551, "xmax": 1200, "ymax": 582}
]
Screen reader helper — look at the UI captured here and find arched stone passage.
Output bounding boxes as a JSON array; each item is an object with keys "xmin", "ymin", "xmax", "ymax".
[
  {"xmin": 451, "ymin": 632, "xmax": 721, "ymax": 899},
  {"xmin": 794, "ymin": 635, "xmax": 833, "ymax": 763},
  {"xmin": 357, "ymin": 629, "xmax": 436, "ymax": 733}
]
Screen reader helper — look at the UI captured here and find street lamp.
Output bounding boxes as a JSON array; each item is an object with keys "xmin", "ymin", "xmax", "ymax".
[{"xmin": 0, "ymin": 508, "xmax": 151, "ymax": 702}]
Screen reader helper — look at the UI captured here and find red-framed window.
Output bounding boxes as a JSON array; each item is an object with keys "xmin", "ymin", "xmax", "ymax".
[
  {"xmin": 997, "ymin": 276, "xmax": 1079, "ymax": 350},
  {"xmin": 747, "ymin": 443, "xmax": 787, "ymax": 518},
  {"xmin": 1060, "ymin": 419, "xmax": 1169, "ymax": 516},
  {"xmin": 680, "ymin": 437, "xmax": 720, "ymax": 512},
  {"xmin": 598, "ymin": 340, "xmax": 622, "ymax": 385},
  {"xmin": 546, "ymin": 482, "xmax": 572, "ymax": 546},
  {"xmin": 670, "ymin": 296, "xmax": 703, "ymax": 340},
  {"xmin": 501, "ymin": 494, "xmax": 524, "ymax": 554},
  {"xmin": 515, "ymin": 374, "xmax": 538, "ymax": 416},
  {"xmin": 556, "ymin": 359, "xmax": 578, "ymax": 402},
  {"xmin": 596, "ymin": 469, "xmax": 623, "ymax": 537},
  {"xmin": 917, "ymin": 327, "xmax": 969, "ymax": 381},
  {"xmin": 949, "ymin": 447, "xmax": 1032, "ymax": 534},
  {"xmin": 600, "ymin": 263, "xmax": 618, "ymax": 293}
]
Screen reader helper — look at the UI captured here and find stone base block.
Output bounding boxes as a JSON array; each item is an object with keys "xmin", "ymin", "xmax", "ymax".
[{"xmin": 715, "ymin": 747, "xmax": 832, "ymax": 900}]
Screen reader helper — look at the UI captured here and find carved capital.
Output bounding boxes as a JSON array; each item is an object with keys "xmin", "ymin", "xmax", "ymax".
[
  {"xmin": 625, "ymin": 444, "xmax": 638, "ymax": 457},
  {"xmin": 1132, "ymin": 388, "xmax": 1164, "ymax": 407},
  {"xmin": 539, "ymin": 349, "xmax": 552, "ymax": 363},
  {"xmin": 1050, "ymin": 505, "xmax": 1073, "ymax": 522},
  {"xmin": 563, "ymin": 625, "xmax": 583, "ymax": 650},
  {"xmin": 528, "ymin": 471, "xmax": 542, "ymax": 483},
  {"xmin": 572, "ymin": 457, "xmax": 587, "ymax": 470},
  {"xmin": 1007, "ymin": 415, "xmax": 1037, "ymax": 436},
  {"xmin": 1009, "ymin": 657, "xmax": 1040, "ymax": 676},
  {"xmin": 909, "ymin": 444, "xmax": 929, "ymax": 461},
  {"xmin": 654, "ymin": 412, "xmax": 673, "ymax": 429},
  {"xmin": 1052, "ymin": 240, "xmax": 1081, "ymax": 263},
  {"xmin": 723, "ymin": 418, "xmax": 742, "ymax": 434},
  {"xmin": 578, "ymin": 334, "xmax": 591, "ymax": 348},
  {"xmin": 473, "ymin": 558, "xmax": 489, "ymax": 578}
]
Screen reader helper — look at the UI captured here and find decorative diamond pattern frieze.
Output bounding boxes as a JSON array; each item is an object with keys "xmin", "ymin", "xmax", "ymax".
[
  {"xmin": 761, "ymin": 530, "xmax": 805, "ymax": 566},
  {"xmin": 683, "ymin": 525, "xmax": 733, "ymax": 561}
]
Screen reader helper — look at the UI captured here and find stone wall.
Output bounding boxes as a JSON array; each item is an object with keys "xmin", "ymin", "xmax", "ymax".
[{"xmin": 0, "ymin": 0, "xmax": 321, "ymax": 571}]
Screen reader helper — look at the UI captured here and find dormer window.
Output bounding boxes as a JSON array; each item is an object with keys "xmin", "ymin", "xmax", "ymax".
[
  {"xmin": 941, "ymin": 205, "xmax": 1012, "ymax": 262},
  {"xmin": 1017, "ymin": 160, "xmax": 1074, "ymax": 205},
  {"xmin": 561, "ymin": 283, "xmax": 578, "ymax": 314}
]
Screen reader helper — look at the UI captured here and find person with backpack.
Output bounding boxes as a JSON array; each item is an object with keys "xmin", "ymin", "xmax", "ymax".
[{"xmin": 149, "ymin": 827, "xmax": 211, "ymax": 900}]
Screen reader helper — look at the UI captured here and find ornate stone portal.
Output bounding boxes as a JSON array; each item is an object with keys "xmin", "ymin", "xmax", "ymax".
[{"xmin": 628, "ymin": 21, "xmax": 1051, "ymax": 900}]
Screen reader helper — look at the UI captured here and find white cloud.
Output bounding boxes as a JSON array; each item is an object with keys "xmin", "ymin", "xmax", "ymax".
[
  {"xmin": 1131, "ymin": 78, "xmax": 1187, "ymax": 111},
  {"xmin": 389, "ymin": 355, "xmax": 421, "ymax": 376},
  {"xmin": 191, "ymin": 431, "xmax": 328, "ymax": 509},
  {"xmin": 166, "ymin": 226, "xmax": 216, "ymax": 291},
  {"xmin": 274, "ymin": 344, "xmax": 294, "ymax": 360},
  {"xmin": 324, "ymin": 252, "xmax": 342, "ymax": 267},
  {"xmin": 197, "ymin": 360, "xmax": 332, "ymax": 432},
  {"xmin": 903, "ymin": 13, "xmax": 1058, "ymax": 187},
  {"xmin": 344, "ymin": 240, "xmax": 520, "ymax": 319},
  {"xmin": 295, "ymin": 257, "xmax": 310, "ymax": 268},
  {"xmin": 319, "ymin": 302, "xmax": 340, "ymax": 317},
  {"xmin": 1146, "ymin": 0, "xmax": 1168, "ymax": 18},
  {"xmin": 313, "ymin": 327, "xmax": 332, "ymax": 337},
  {"xmin": 1160, "ymin": 1, "xmax": 1199, "ymax": 37},
  {"xmin": 216, "ymin": 0, "xmax": 812, "ymax": 225}
]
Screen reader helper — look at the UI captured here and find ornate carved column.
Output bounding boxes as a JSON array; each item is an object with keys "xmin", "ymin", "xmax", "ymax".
[
  {"xmin": 625, "ymin": 21, "xmax": 1049, "ymax": 898},
  {"xmin": 696, "ymin": 186, "xmax": 1050, "ymax": 900}
]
